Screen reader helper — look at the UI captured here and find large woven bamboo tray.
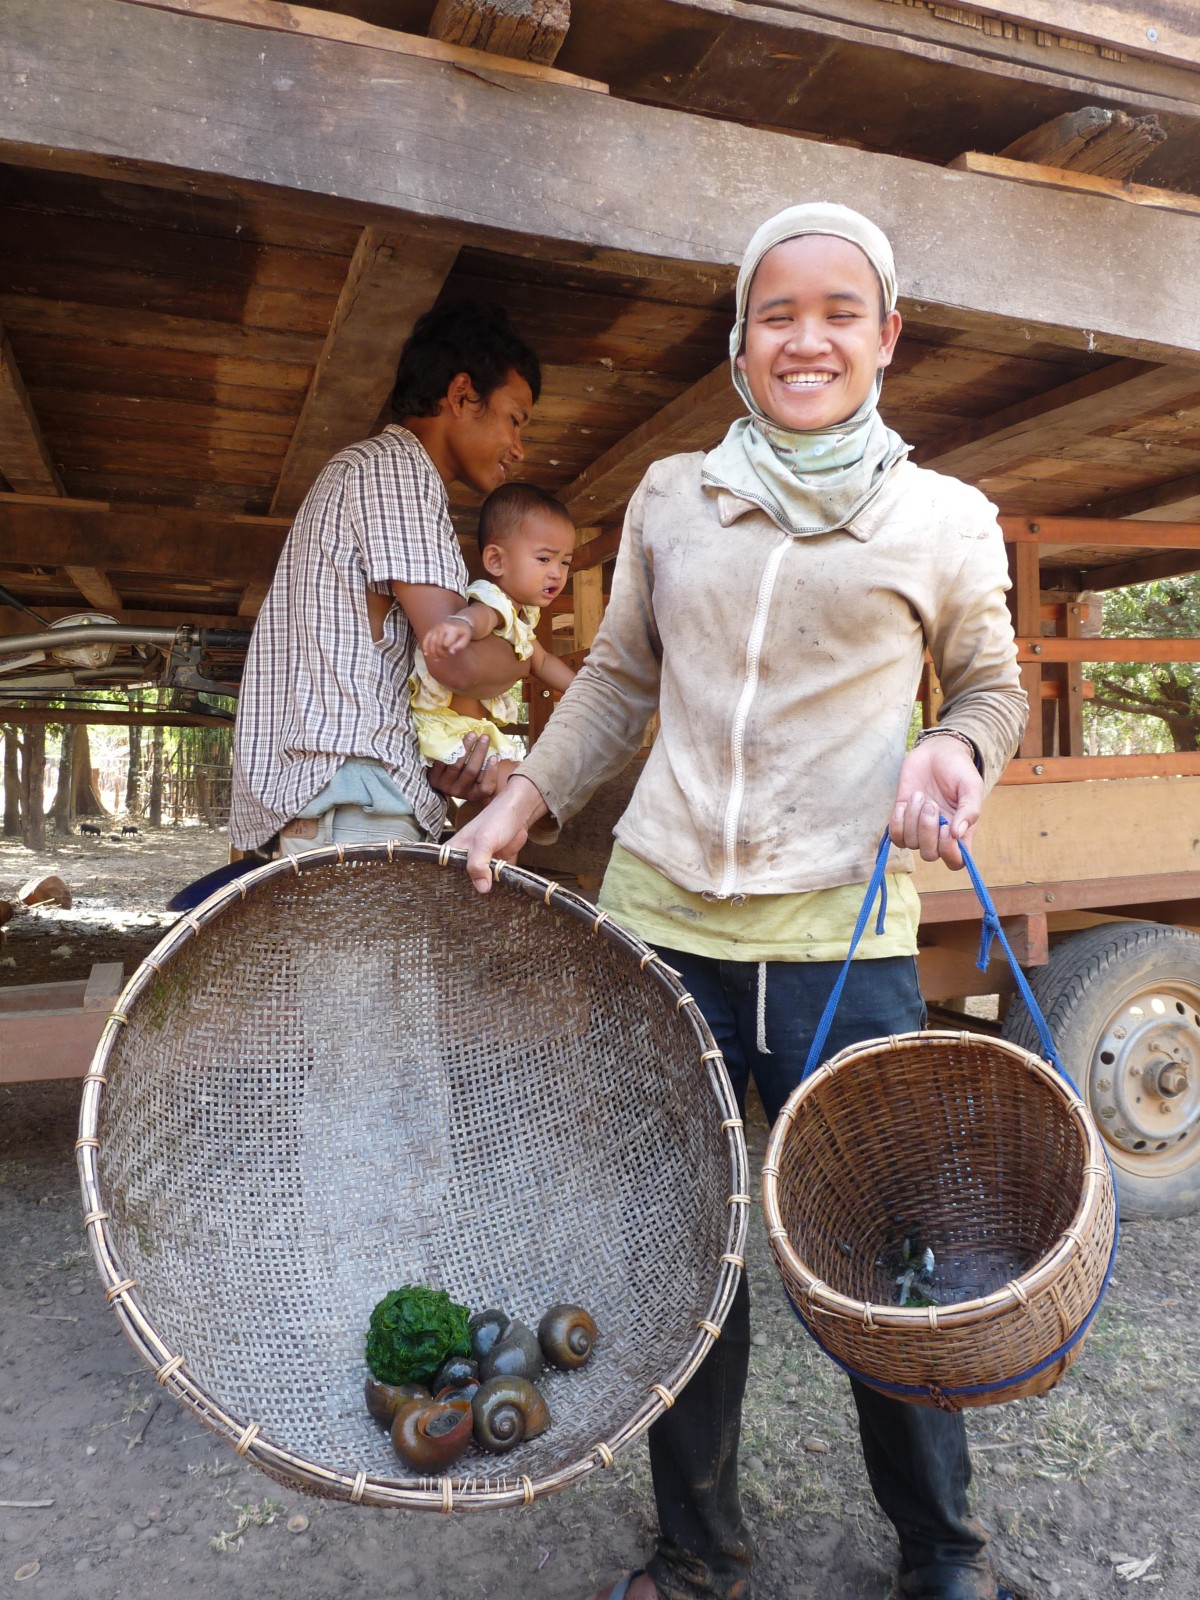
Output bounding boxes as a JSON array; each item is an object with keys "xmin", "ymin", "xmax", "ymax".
[
  {"xmin": 77, "ymin": 844, "xmax": 748, "ymax": 1510},
  {"xmin": 762, "ymin": 1029, "xmax": 1117, "ymax": 1410}
]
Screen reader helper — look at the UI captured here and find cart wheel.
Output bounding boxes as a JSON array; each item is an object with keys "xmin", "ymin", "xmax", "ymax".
[{"xmin": 1002, "ymin": 922, "xmax": 1200, "ymax": 1219}]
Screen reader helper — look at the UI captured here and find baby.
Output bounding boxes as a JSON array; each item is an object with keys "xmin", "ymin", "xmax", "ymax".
[{"xmin": 410, "ymin": 482, "xmax": 577, "ymax": 792}]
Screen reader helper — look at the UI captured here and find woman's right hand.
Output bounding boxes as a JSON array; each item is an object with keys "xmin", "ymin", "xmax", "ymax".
[{"xmin": 452, "ymin": 775, "xmax": 549, "ymax": 893}]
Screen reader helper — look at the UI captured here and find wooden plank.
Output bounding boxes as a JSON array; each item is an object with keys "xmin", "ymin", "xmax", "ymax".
[
  {"xmin": 62, "ymin": 566, "xmax": 122, "ymax": 612},
  {"xmin": 1002, "ymin": 753, "xmax": 1200, "ymax": 781},
  {"xmin": 939, "ymin": 1, "xmax": 1200, "ymax": 72},
  {"xmin": 949, "ymin": 150, "xmax": 1200, "ymax": 220},
  {"xmin": 570, "ymin": 524, "xmax": 622, "ymax": 572},
  {"xmin": 914, "ymin": 361, "xmax": 1200, "ymax": 480},
  {"xmin": 571, "ymin": 562, "xmax": 603, "ymax": 652},
  {"xmin": 921, "ymin": 871, "xmax": 1200, "ymax": 924},
  {"xmin": 119, "ymin": 0, "xmax": 606, "ymax": 89},
  {"xmin": 561, "ymin": 363, "xmax": 739, "ymax": 526},
  {"xmin": 0, "ymin": 707, "xmax": 234, "ymax": 729},
  {"xmin": 0, "ymin": 503, "xmax": 288, "ymax": 582},
  {"xmin": 1000, "ymin": 515, "xmax": 1200, "ymax": 547},
  {"xmin": 1016, "ymin": 638, "xmax": 1200, "ymax": 663},
  {"xmin": 913, "ymin": 775, "xmax": 1200, "ymax": 896},
  {"xmin": 1072, "ymin": 549, "xmax": 1200, "ymax": 589},
  {"xmin": 1009, "ymin": 540, "xmax": 1043, "ymax": 760},
  {"xmin": 8, "ymin": 0, "xmax": 1200, "ymax": 363},
  {"xmin": 429, "ymin": 0, "xmax": 570, "ymax": 65},
  {"xmin": 271, "ymin": 227, "xmax": 459, "ymax": 516},
  {"xmin": 83, "ymin": 962, "xmax": 125, "ymax": 1012},
  {"xmin": 1083, "ymin": 471, "xmax": 1200, "ymax": 521},
  {"xmin": 998, "ymin": 106, "xmax": 1165, "ymax": 180},
  {"xmin": 0, "ymin": 317, "xmax": 63, "ymax": 495},
  {"xmin": 0, "ymin": 1006, "xmax": 112, "ymax": 1083},
  {"xmin": 238, "ymin": 581, "xmax": 271, "ymax": 618}
]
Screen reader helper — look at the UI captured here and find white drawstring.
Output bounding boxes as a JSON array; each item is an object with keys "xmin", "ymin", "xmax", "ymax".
[{"xmin": 756, "ymin": 962, "xmax": 772, "ymax": 1055}]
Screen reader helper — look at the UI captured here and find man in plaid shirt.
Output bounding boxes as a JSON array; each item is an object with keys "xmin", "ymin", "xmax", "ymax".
[{"xmin": 230, "ymin": 303, "xmax": 541, "ymax": 855}]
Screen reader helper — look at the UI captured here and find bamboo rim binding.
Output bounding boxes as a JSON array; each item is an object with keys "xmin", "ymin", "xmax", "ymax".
[{"xmin": 77, "ymin": 842, "xmax": 749, "ymax": 1508}]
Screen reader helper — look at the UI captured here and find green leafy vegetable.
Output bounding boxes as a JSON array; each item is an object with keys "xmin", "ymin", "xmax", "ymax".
[{"xmin": 366, "ymin": 1286, "xmax": 471, "ymax": 1387}]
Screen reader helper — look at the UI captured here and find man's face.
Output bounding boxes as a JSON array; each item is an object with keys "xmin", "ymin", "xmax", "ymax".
[
  {"xmin": 736, "ymin": 234, "xmax": 902, "ymax": 431},
  {"xmin": 449, "ymin": 369, "xmax": 533, "ymax": 494},
  {"xmin": 483, "ymin": 509, "xmax": 575, "ymax": 609}
]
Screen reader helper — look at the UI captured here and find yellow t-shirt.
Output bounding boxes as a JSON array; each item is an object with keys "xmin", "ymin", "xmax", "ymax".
[{"xmin": 598, "ymin": 842, "xmax": 920, "ymax": 963}]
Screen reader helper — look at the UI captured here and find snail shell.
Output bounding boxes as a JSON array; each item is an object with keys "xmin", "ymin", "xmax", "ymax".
[
  {"xmin": 537, "ymin": 1304, "xmax": 597, "ymax": 1371},
  {"xmin": 435, "ymin": 1379, "xmax": 480, "ymax": 1405},
  {"xmin": 479, "ymin": 1319, "xmax": 544, "ymax": 1383},
  {"xmin": 390, "ymin": 1397, "xmax": 473, "ymax": 1472},
  {"xmin": 433, "ymin": 1354, "xmax": 478, "ymax": 1393},
  {"xmin": 365, "ymin": 1377, "xmax": 430, "ymax": 1427},
  {"xmin": 468, "ymin": 1308, "xmax": 511, "ymax": 1362},
  {"xmin": 472, "ymin": 1376, "xmax": 551, "ymax": 1454}
]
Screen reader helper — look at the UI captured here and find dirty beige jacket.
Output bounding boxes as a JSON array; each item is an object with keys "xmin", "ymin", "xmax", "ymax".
[{"xmin": 519, "ymin": 452, "xmax": 1027, "ymax": 897}]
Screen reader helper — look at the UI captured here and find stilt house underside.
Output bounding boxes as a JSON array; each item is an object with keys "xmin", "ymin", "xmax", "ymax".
[{"xmin": 1, "ymin": 0, "xmax": 1200, "ymax": 758}]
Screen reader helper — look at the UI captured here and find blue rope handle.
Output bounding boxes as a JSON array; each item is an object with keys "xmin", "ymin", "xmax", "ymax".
[{"xmin": 802, "ymin": 823, "xmax": 1067, "ymax": 1083}]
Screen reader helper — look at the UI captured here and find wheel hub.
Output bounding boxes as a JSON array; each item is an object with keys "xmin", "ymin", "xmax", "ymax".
[{"xmin": 1089, "ymin": 991, "xmax": 1200, "ymax": 1158}]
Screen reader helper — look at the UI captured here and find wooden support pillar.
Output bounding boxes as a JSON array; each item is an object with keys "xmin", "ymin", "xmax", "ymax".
[
  {"xmin": 525, "ymin": 607, "xmax": 555, "ymax": 745},
  {"xmin": 1009, "ymin": 540, "xmax": 1043, "ymax": 760},
  {"xmin": 1059, "ymin": 595, "xmax": 1086, "ymax": 758},
  {"xmin": 571, "ymin": 563, "xmax": 604, "ymax": 654}
]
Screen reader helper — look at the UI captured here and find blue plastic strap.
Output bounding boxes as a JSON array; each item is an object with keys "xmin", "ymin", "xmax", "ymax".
[
  {"xmin": 802, "ymin": 823, "xmax": 1070, "ymax": 1088},
  {"xmin": 801, "ymin": 828, "xmax": 894, "ymax": 1080}
]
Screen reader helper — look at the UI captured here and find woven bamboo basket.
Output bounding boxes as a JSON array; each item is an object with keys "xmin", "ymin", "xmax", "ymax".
[
  {"xmin": 762, "ymin": 1028, "xmax": 1118, "ymax": 1410},
  {"xmin": 76, "ymin": 844, "xmax": 748, "ymax": 1509}
]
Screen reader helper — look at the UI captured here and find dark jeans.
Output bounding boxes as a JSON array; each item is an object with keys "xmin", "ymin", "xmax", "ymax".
[{"xmin": 644, "ymin": 950, "xmax": 993, "ymax": 1600}]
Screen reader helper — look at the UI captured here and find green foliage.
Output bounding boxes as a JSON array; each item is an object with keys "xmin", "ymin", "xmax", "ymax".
[
  {"xmin": 1083, "ymin": 576, "xmax": 1200, "ymax": 754},
  {"xmin": 366, "ymin": 1286, "xmax": 471, "ymax": 1386}
]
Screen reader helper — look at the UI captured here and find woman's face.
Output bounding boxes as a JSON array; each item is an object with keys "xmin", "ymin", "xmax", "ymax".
[{"xmin": 736, "ymin": 234, "xmax": 902, "ymax": 431}]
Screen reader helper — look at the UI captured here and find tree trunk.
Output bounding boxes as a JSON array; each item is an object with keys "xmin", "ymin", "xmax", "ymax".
[
  {"xmin": 126, "ymin": 696, "xmax": 142, "ymax": 816},
  {"xmin": 20, "ymin": 725, "xmax": 46, "ymax": 852},
  {"xmin": 2, "ymin": 725, "xmax": 21, "ymax": 836},
  {"xmin": 149, "ymin": 726, "xmax": 164, "ymax": 827},
  {"xmin": 70, "ymin": 724, "xmax": 109, "ymax": 817},
  {"xmin": 51, "ymin": 727, "xmax": 74, "ymax": 834}
]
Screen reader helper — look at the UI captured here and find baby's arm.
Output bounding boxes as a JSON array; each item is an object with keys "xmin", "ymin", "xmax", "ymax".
[
  {"xmin": 421, "ymin": 598, "xmax": 504, "ymax": 669},
  {"xmin": 530, "ymin": 639, "xmax": 576, "ymax": 694}
]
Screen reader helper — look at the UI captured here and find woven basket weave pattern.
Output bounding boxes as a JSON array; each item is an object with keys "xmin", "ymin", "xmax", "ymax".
[
  {"xmin": 763, "ymin": 1031, "xmax": 1117, "ymax": 1407},
  {"xmin": 79, "ymin": 848, "xmax": 747, "ymax": 1507}
]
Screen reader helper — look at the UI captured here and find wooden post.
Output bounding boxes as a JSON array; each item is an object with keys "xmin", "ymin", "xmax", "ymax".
[
  {"xmin": 1009, "ymin": 540, "xmax": 1044, "ymax": 760},
  {"xmin": 572, "ymin": 564, "xmax": 604, "ymax": 654},
  {"xmin": 20, "ymin": 725, "xmax": 46, "ymax": 852}
]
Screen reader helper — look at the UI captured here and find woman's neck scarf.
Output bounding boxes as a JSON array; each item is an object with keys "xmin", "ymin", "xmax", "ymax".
[{"xmin": 702, "ymin": 202, "xmax": 910, "ymax": 537}]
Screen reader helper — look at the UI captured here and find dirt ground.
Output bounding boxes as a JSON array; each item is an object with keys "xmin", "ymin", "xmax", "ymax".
[{"xmin": 2, "ymin": 828, "xmax": 1199, "ymax": 1599}]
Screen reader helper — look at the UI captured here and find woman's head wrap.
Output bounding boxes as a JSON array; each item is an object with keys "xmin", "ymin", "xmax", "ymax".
[{"xmin": 701, "ymin": 201, "xmax": 909, "ymax": 537}]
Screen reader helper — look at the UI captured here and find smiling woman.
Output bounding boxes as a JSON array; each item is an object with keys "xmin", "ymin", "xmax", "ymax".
[{"xmin": 452, "ymin": 201, "xmax": 1028, "ymax": 1600}]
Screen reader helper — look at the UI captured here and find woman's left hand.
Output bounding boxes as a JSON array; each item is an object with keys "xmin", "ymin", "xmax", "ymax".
[
  {"xmin": 890, "ymin": 736, "xmax": 983, "ymax": 870},
  {"xmin": 428, "ymin": 734, "xmax": 500, "ymax": 805}
]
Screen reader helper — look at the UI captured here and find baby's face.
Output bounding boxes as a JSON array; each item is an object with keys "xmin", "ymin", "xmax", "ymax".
[{"xmin": 485, "ymin": 509, "xmax": 575, "ymax": 609}]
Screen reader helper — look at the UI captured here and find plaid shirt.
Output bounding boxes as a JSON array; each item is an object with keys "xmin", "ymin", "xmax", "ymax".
[{"xmin": 230, "ymin": 427, "xmax": 468, "ymax": 849}]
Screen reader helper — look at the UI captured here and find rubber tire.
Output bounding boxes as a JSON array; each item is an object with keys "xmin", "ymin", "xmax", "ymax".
[{"xmin": 1002, "ymin": 921, "xmax": 1200, "ymax": 1219}]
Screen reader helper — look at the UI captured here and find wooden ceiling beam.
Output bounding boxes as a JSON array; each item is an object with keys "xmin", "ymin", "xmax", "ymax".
[
  {"xmin": 0, "ymin": 316, "xmax": 64, "ymax": 495},
  {"xmin": 1081, "ymin": 470, "xmax": 1200, "ymax": 522},
  {"xmin": 7, "ymin": 0, "xmax": 1200, "ymax": 363},
  {"xmin": 270, "ymin": 227, "xmax": 460, "ymax": 517},
  {"xmin": 998, "ymin": 107, "xmax": 1166, "ymax": 180},
  {"xmin": 62, "ymin": 566, "xmax": 123, "ymax": 612},
  {"xmin": 0, "ymin": 503, "xmax": 287, "ymax": 583},
  {"xmin": 914, "ymin": 361, "xmax": 1200, "ymax": 481},
  {"xmin": 561, "ymin": 362, "xmax": 739, "ymax": 526}
]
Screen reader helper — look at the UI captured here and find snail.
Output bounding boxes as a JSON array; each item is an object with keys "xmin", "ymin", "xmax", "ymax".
[
  {"xmin": 435, "ymin": 1379, "xmax": 480, "ymax": 1405},
  {"xmin": 390, "ymin": 1396, "xmax": 473, "ymax": 1472},
  {"xmin": 537, "ymin": 1304, "xmax": 597, "ymax": 1371},
  {"xmin": 365, "ymin": 1377, "xmax": 430, "ymax": 1428},
  {"xmin": 468, "ymin": 1308, "xmax": 511, "ymax": 1362},
  {"xmin": 478, "ymin": 1319, "xmax": 544, "ymax": 1383},
  {"xmin": 433, "ymin": 1354, "xmax": 478, "ymax": 1393},
  {"xmin": 472, "ymin": 1375, "xmax": 551, "ymax": 1454}
]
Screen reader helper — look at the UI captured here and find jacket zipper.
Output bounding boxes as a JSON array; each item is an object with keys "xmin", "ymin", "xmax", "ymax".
[{"xmin": 719, "ymin": 534, "xmax": 792, "ymax": 898}]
